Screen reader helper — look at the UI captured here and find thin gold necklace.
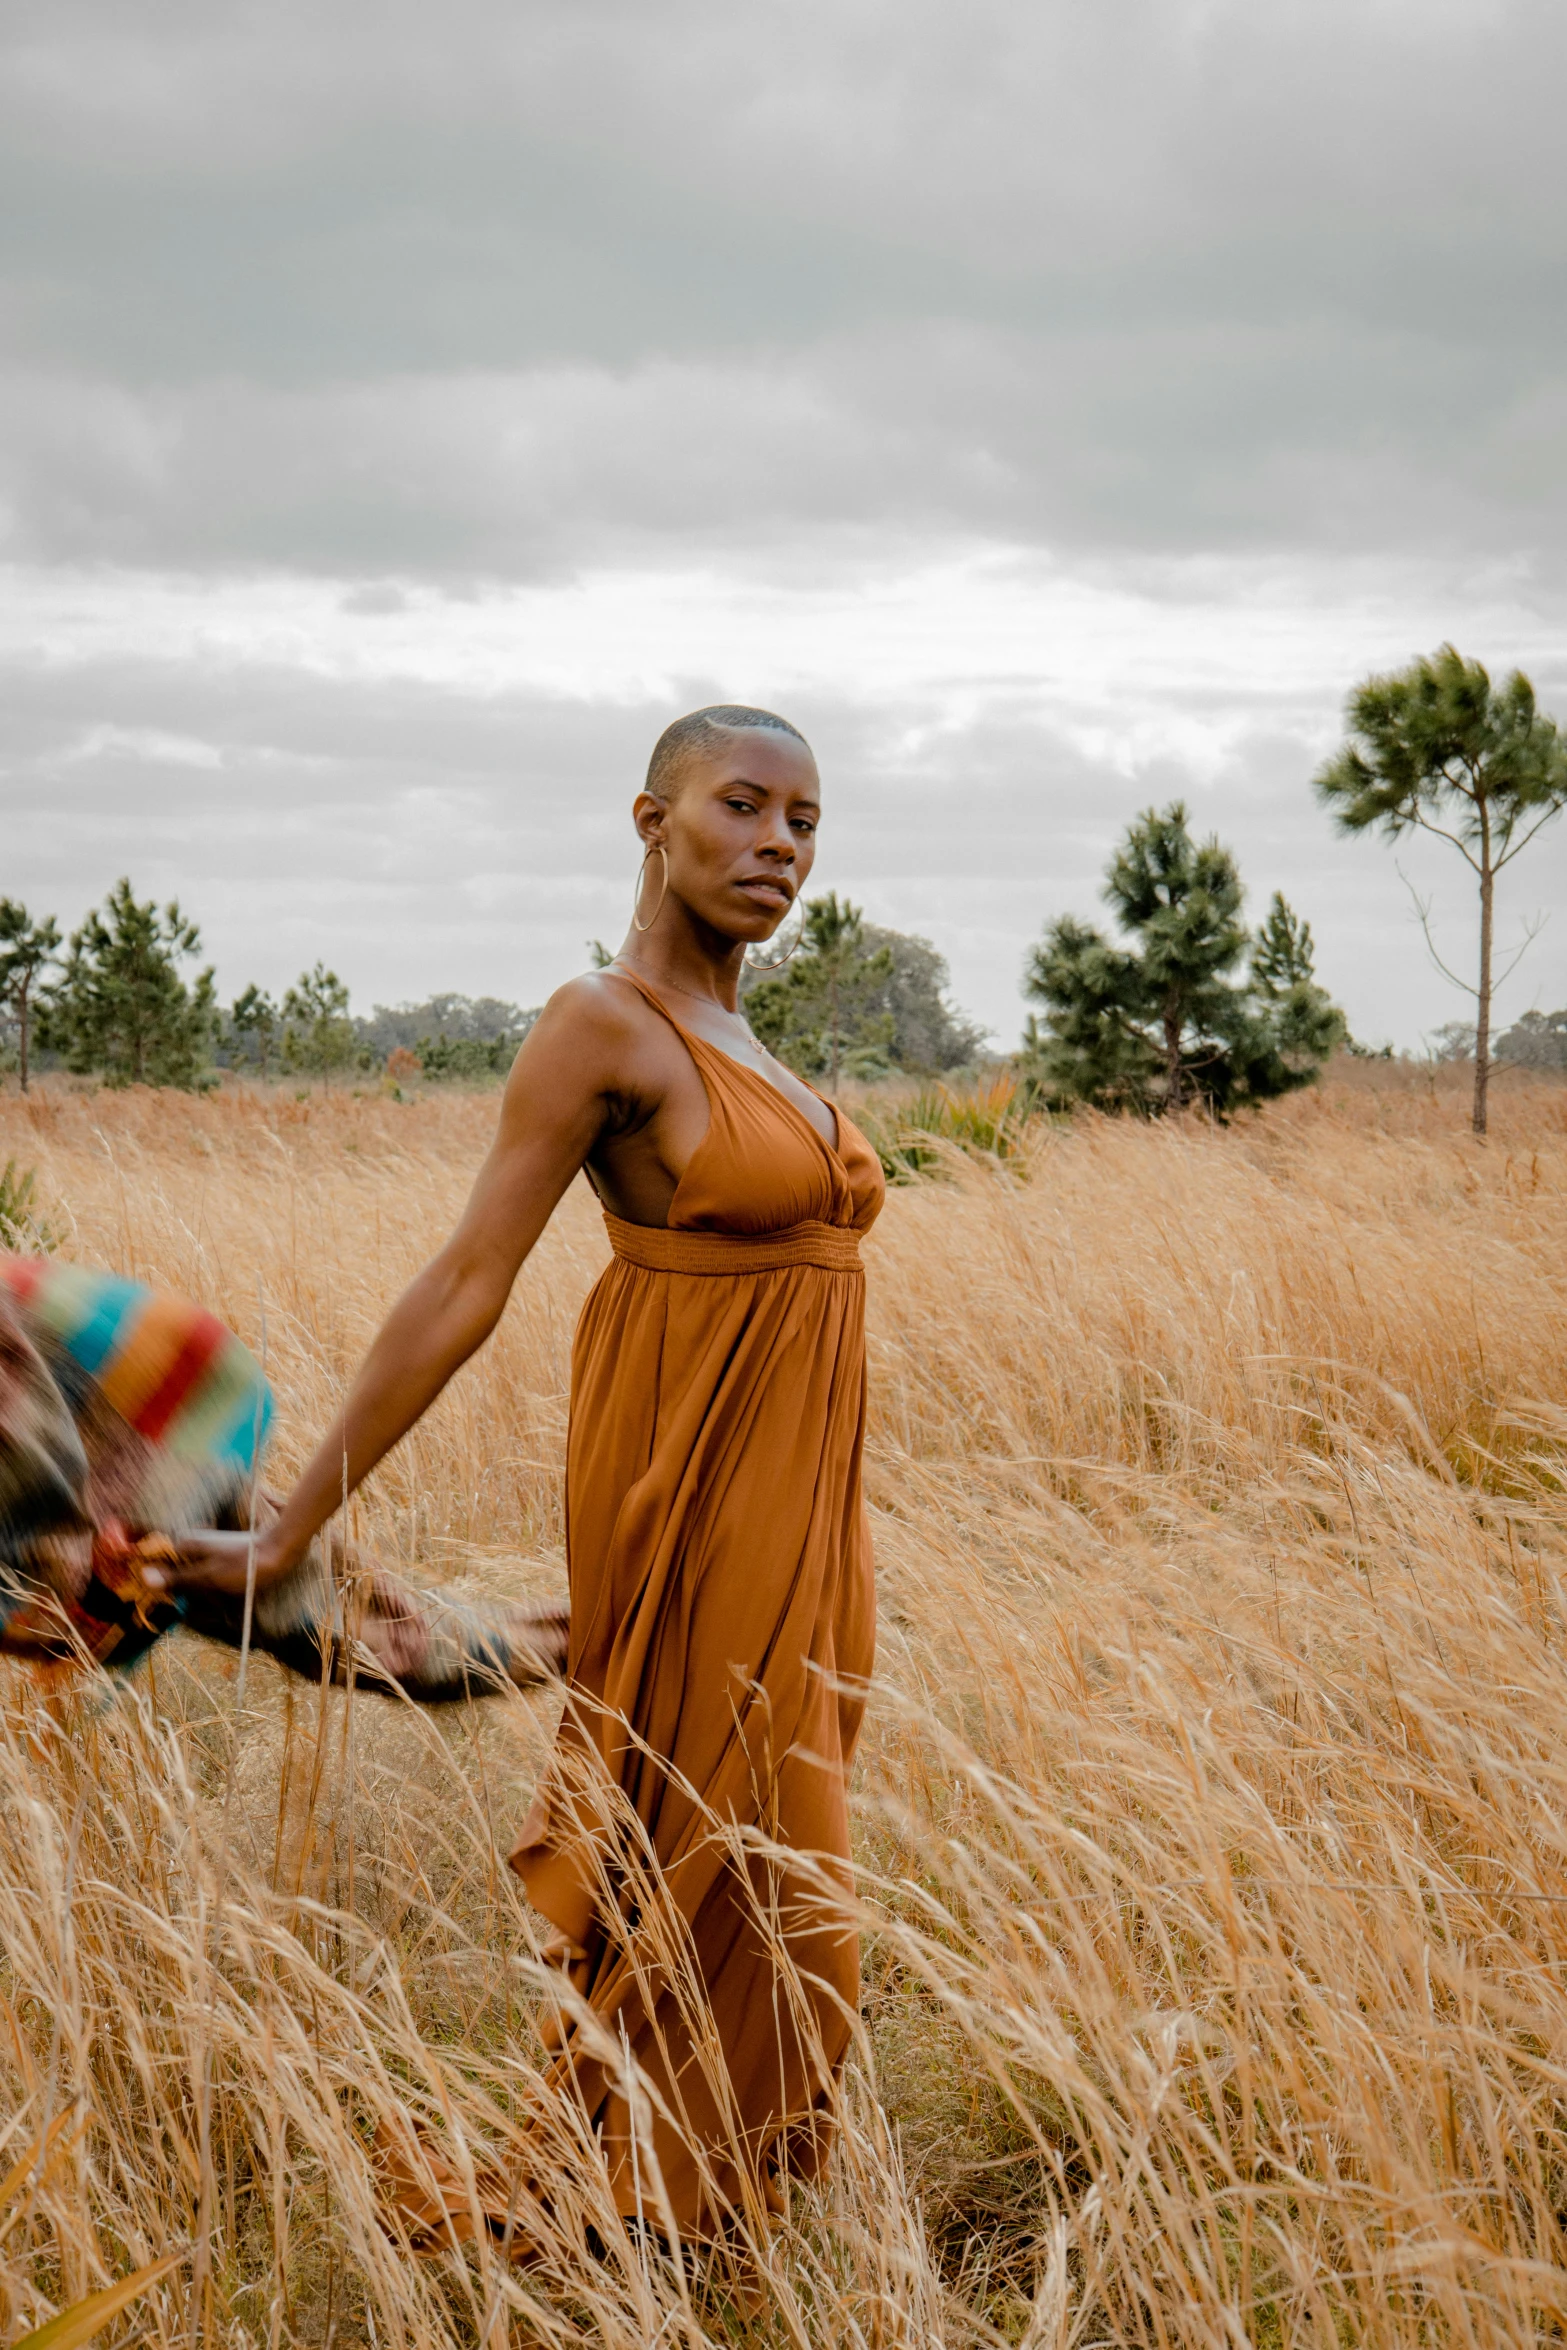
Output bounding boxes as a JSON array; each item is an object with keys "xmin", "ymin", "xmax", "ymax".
[{"xmin": 612, "ymin": 958, "xmax": 771, "ymax": 1055}]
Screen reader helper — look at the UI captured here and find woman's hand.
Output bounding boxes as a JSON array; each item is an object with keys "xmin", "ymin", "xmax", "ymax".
[{"xmin": 143, "ymin": 1526, "xmax": 298, "ymax": 1600}]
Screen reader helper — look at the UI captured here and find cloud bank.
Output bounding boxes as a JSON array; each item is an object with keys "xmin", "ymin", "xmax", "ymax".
[{"xmin": 3, "ymin": 0, "xmax": 1565, "ymax": 1044}]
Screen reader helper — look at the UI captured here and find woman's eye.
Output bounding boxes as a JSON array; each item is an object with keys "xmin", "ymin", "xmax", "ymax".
[
  {"xmin": 791, "ymin": 818, "xmax": 816, "ymax": 835},
  {"xmin": 726, "ymin": 798, "xmax": 758, "ymax": 816}
]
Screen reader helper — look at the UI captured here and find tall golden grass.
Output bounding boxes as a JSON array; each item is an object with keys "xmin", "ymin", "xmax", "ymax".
[{"xmin": 1, "ymin": 1064, "xmax": 1565, "ymax": 2346}]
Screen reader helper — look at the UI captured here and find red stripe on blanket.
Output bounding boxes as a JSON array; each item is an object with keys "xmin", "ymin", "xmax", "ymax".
[
  {"xmin": 133, "ymin": 1312, "xmax": 228, "ymax": 1441},
  {"xmin": 0, "ymin": 1254, "xmax": 48, "ymax": 1305}
]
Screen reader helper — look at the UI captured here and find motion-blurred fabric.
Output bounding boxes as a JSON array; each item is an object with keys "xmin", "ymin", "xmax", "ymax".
[{"xmin": 0, "ymin": 1253, "xmax": 564, "ymax": 1698}]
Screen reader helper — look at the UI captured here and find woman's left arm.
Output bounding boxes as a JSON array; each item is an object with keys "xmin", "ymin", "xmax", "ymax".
[{"xmin": 156, "ymin": 983, "xmax": 630, "ymax": 1597}]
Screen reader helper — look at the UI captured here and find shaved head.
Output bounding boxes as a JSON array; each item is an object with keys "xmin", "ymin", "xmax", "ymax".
[{"xmin": 646, "ymin": 704, "xmax": 812, "ymax": 801}]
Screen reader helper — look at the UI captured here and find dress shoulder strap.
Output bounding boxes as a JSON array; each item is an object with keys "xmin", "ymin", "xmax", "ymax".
[
  {"xmin": 602, "ymin": 963, "xmax": 724, "ymax": 1061},
  {"xmin": 601, "ymin": 962, "xmax": 676, "ymax": 1022}
]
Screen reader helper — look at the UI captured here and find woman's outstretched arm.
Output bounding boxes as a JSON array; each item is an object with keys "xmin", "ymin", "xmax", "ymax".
[{"xmin": 158, "ymin": 983, "xmax": 633, "ymax": 1597}]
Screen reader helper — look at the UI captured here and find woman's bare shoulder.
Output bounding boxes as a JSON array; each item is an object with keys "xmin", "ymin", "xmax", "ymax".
[
  {"xmin": 534, "ymin": 967, "xmax": 648, "ymax": 1040},
  {"xmin": 509, "ymin": 968, "xmax": 665, "ymax": 1087}
]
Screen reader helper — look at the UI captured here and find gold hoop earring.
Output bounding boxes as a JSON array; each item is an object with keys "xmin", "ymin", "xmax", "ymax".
[
  {"xmin": 744, "ymin": 900, "xmax": 806, "ymax": 972},
  {"xmin": 632, "ymin": 844, "xmax": 669, "ymax": 933}
]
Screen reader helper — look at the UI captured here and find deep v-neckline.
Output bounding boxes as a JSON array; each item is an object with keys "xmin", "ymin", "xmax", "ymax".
[
  {"xmin": 611, "ymin": 966, "xmax": 845, "ymax": 1170},
  {"xmin": 710, "ymin": 1036, "xmax": 845, "ymax": 1162}
]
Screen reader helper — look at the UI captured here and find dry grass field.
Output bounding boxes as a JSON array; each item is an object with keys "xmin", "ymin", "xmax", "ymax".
[{"xmin": 1, "ymin": 1063, "xmax": 1566, "ymax": 2348}]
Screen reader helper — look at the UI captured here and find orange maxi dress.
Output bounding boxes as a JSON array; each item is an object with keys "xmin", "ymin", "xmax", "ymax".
[{"xmin": 510, "ymin": 971, "xmax": 885, "ymax": 2229}]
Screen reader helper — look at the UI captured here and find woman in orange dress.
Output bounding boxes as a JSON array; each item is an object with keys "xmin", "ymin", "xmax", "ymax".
[{"xmin": 165, "ymin": 703, "xmax": 884, "ymax": 2233}]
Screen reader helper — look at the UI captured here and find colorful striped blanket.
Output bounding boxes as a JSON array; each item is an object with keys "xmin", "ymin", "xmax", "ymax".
[{"xmin": 0, "ymin": 1254, "xmax": 566, "ymax": 1698}]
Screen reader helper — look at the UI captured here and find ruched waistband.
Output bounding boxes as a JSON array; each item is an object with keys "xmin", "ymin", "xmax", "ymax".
[{"xmin": 604, "ymin": 1213, "xmax": 863, "ymax": 1275}]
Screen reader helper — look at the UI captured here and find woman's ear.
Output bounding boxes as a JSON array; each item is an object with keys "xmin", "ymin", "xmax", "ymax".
[{"xmin": 632, "ymin": 790, "xmax": 668, "ymax": 846}]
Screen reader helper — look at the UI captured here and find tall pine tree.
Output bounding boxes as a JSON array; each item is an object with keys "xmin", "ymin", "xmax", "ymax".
[{"xmin": 1315, "ymin": 645, "xmax": 1567, "ymax": 1138}]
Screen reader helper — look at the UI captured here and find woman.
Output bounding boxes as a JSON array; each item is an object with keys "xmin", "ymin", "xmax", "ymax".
[{"xmin": 164, "ymin": 703, "xmax": 885, "ymax": 2235}]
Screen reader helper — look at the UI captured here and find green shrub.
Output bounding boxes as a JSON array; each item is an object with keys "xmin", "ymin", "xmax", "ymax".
[
  {"xmin": 0, "ymin": 1160, "xmax": 60, "ymax": 1253},
  {"xmin": 857, "ymin": 1071, "xmax": 1043, "ymax": 1180}
]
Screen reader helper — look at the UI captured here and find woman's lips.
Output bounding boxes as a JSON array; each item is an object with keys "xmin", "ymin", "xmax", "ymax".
[{"xmin": 736, "ymin": 878, "xmax": 792, "ymax": 909}]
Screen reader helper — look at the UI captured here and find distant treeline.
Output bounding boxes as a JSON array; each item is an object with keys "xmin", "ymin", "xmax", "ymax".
[
  {"xmin": 4, "ymin": 854, "xmax": 1562, "ymax": 1112},
  {"xmin": 1426, "ymin": 1010, "xmax": 1567, "ymax": 1070},
  {"xmin": 0, "ymin": 878, "xmax": 986, "ymax": 1094},
  {"xmin": 216, "ymin": 972, "xmax": 544, "ymax": 1085}
]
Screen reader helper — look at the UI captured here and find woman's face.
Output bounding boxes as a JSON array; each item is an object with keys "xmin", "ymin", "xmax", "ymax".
[{"xmin": 636, "ymin": 729, "xmax": 820, "ymax": 945}]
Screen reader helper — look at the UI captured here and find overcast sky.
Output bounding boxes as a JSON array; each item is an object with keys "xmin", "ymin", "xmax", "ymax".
[{"xmin": 4, "ymin": 0, "xmax": 1566, "ymax": 1050}]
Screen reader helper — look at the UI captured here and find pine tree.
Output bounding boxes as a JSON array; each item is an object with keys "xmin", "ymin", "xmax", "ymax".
[
  {"xmin": 0, "ymin": 900, "xmax": 62, "ymax": 1093},
  {"xmin": 1105, "ymin": 803, "xmax": 1249, "ymax": 1111},
  {"xmin": 744, "ymin": 895, "xmax": 894, "ymax": 1087},
  {"xmin": 1248, "ymin": 893, "xmax": 1346, "ymax": 1071},
  {"xmin": 1251, "ymin": 892, "xmax": 1315, "ymax": 993},
  {"xmin": 1315, "ymin": 645, "xmax": 1567, "ymax": 1137},
  {"xmin": 226, "ymin": 984, "xmax": 280, "ymax": 1077},
  {"xmin": 41, "ymin": 881, "xmax": 215, "ymax": 1089},
  {"xmin": 1022, "ymin": 916, "xmax": 1155, "ymax": 1110},
  {"xmin": 1024, "ymin": 808, "xmax": 1343, "ymax": 1116},
  {"xmin": 280, "ymin": 965, "xmax": 362, "ymax": 1077}
]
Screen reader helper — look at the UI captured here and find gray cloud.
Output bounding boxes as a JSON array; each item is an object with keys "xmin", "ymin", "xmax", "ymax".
[{"xmin": 3, "ymin": 0, "xmax": 1566, "ymax": 571}]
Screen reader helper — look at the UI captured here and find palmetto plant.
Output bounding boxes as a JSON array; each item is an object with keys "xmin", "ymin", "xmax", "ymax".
[{"xmin": 857, "ymin": 1071, "xmax": 1034, "ymax": 1179}]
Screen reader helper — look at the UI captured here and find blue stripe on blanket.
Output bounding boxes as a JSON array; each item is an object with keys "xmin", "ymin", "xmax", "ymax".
[{"xmin": 52, "ymin": 1273, "xmax": 147, "ymax": 1376}]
